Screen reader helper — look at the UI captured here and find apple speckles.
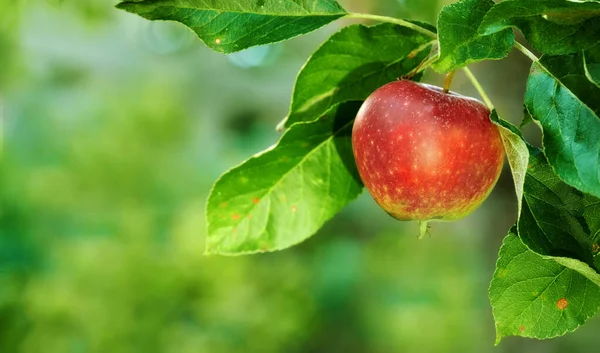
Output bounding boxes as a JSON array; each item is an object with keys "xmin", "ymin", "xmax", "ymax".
[{"xmin": 352, "ymin": 80, "xmax": 503, "ymax": 222}]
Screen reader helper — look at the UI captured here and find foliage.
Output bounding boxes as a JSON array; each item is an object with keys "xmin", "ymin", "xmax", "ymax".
[
  {"xmin": 113, "ymin": 0, "xmax": 600, "ymax": 344},
  {"xmin": 283, "ymin": 23, "xmax": 432, "ymax": 127}
]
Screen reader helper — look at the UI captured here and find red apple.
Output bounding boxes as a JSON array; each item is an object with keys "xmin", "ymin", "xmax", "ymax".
[{"xmin": 352, "ymin": 80, "xmax": 504, "ymax": 235}]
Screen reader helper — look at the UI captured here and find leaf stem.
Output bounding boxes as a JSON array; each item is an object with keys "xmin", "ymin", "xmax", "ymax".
[
  {"xmin": 462, "ymin": 67, "xmax": 494, "ymax": 110},
  {"xmin": 348, "ymin": 13, "xmax": 437, "ymax": 39},
  {"xmin": 407, "ymin": 39, "xmax": 437, "ymax": 59},
  {"xmin": 410, "ymin": 53, "xmax": 439, "ymax": 77},
  {"xmin": 513, "ymin": 42, "xmax": 539, "ymax": 62}
]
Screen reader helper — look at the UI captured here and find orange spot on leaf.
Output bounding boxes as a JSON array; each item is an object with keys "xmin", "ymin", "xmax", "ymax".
[
  {"xmin": 291, "ymin": 205, "xmax": 297, "ymax": 212},
  {"xmin": 519, "ymin": 325, "xmax": 526, "ymax": 332},
  {"xmin": 231, "ymin": 214, "xmax": 240, "ymax": 220},
  {"xmin": 247, "ymin": 215, "xmax": 252, "ymax": 219},
  {"xmin": 252, "ymin": 198, "xmax": 260, "ymax": 204},
  {"xmin": 557, "ymin": 298, "xmax": 568, "ymax": 310},
  {"xmin": 220, "ymin": 202, "xmax": 227, "ymax": 208}
]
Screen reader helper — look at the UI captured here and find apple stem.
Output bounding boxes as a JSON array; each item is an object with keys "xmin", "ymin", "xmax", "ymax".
[
  {"xmin": 418, "ymin": 221, "xmax": 430, "ymax": 239},
  {"xmin": 461, "ymin": 67, "xmax": 494, "ymax": 110},
  {"xmin": 442, "ymin": 71, "xmax": 455, "ymax": 93}
]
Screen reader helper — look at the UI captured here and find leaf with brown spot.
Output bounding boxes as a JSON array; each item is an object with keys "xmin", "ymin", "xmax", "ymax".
[
  {"xmin": 206, "ymin": 101, "xmax": 364, "ymax": 255},
  {"xmin": 490, "ymin": 228, "xmax": 600, "ymax": 344}
]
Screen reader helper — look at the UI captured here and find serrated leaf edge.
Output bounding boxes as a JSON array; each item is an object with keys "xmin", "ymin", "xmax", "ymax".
[{"xmin": 490, "ymin": 232, "xmax": 600, "ymax": 344}]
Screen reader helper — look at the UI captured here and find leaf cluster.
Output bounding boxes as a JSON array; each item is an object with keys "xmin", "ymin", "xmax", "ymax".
[{"xmin": 116, "ymin": 0, "xmax": 600, "ymax": 343}]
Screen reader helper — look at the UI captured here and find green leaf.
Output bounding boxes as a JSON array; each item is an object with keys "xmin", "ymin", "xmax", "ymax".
[
  {"xmin": 282, "ymin": 23, "xmax": 433, "ymax": 128},
  {"xmin": 536, "ymin": 54, "xmax": 600, "ymax": 115},
  {"xmin": 524, "ymin": 57, "xmax": 600, "ymax": 198},
  {"xmin": 432, "ymin": 0, "xmax": 514, "ymax": 73},
  {"xmin": 490, "ymin": 117, "xmax": 599, "ymax": 275},
  {"xmin": 490, "ymin": 112, "xmax": 529, "ymax": 215},
  {"xmin": 518, "ymin": 147, "xmax": 597, "ymax": 268},
  {"xmin": 116, "ymin": 0, "xmax": 347, "ymax": 53},
  {"xmin": 479, "ymin": 0, "xmax": 600, "ymax": 55},
  {"xmin": 490, "ymin": 229, "xmax": 600, "ymax": 343},
  {"xmin": 206, "ymin": 101, "xmax": 363, "ymax": 255}
]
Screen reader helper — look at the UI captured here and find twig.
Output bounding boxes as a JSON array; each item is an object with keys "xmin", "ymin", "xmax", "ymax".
[{"xmin": 348, "ymin": 13, "xmax": 437, "ymax": 39}]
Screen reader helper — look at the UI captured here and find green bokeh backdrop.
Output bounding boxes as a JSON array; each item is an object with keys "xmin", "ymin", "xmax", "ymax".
[{"xmin": 1, "ymin": 1, "xmax": 599, "ymax": 352}]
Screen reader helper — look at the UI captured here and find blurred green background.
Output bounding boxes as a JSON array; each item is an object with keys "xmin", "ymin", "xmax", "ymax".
[{"xmin": 2, "ymin": 1, "xmax": 599, "ymax": 352}]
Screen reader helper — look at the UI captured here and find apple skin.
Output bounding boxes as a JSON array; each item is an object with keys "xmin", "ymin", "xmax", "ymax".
[{"xmin": 352, "ymin": 80, "xmax": 504, "ymax": 222}]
